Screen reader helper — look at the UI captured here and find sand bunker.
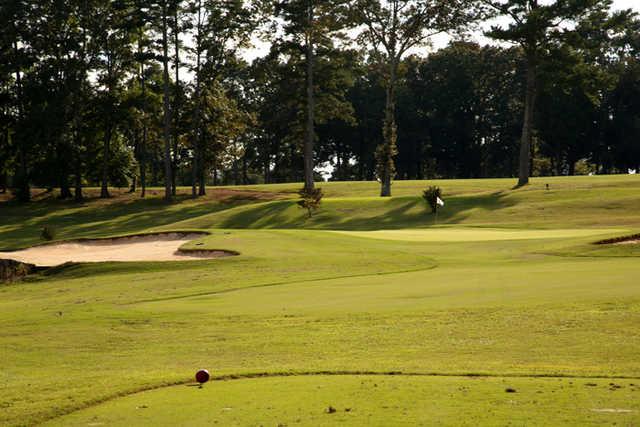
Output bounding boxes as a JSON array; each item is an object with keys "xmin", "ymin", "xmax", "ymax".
[
  {"xmin": 0, "ymin": 233, "xmax": 237, "ymax": 267},
  {"xmin": 595, "ymin": 233, "xmax": 640, "ymax": 245}
]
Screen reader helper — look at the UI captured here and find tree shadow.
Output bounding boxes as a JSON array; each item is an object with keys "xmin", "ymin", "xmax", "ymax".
[
  {"xmin": 211, "ymin": 192, "xmax": 517, "ymax": 231},
  {"xmin": 0, "ymin": 193, "xmax": 264, "ymax": 250}
]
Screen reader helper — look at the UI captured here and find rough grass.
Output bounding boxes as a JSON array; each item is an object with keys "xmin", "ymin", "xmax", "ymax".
[{"xmin": 0, "ymin": 175, "xmax": 639, "ymax": 426}]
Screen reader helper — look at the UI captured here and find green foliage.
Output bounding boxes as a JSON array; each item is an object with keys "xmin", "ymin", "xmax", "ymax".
[
  {"xmin": 375, "ymin": 113, "xmax": 398, "ymax": 191},
  {"xmin": 40, "ymin": 225, "xmax": 56, "ymax": 241},
  {"xmin": 297, "ymin": 186, "xmax": 324, "ymax": 218},
  {"xmin": 574, "ymin": 159, "xmax": 597, "ymax": 175},
  {"xmin": 422, "ymin": 185, "xmax": 442, "ymax": 213},
  {"xmin": 0, "ymin": 259, "xmax": 35, "ymax": 283}
]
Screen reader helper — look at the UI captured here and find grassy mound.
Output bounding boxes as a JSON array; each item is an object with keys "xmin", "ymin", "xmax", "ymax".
[{"xmin": 0, "ymin": 175, "xmax": 639, "ymax": 425}]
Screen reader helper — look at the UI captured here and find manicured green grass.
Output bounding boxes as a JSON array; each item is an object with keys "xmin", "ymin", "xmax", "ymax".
[
  {"xmin": 0, "ymin": 175, "xmax": 639, "ymax": 426},
  {"xmin": 331, "ymin": 227, "xmax": 624, "ymax": 242},
  {"xmin": 45, "ymin": 375, "xmax": 640, "ymax": 426}
]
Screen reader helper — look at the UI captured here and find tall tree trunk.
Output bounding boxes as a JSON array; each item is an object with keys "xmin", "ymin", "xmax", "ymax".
[
  {"xmin": 303, "ymin": 5, "xmax": 315, "ymax": 191},
  {"xmin": 73, "ymin": 129, "xmax": 83, "ymax": 202},
  {"xmin": 139, "ymin": 41, "xmax": 147, "ymax": 198},
  {"xmin": 0, "ymin": 128, "xmax": 7, "ymax": 193},
  {"xmin": 0, "ymin": 171, "xmax": 6, "ymax": 193},
  {"xmin": 199, "ymin": 166, "xmax": 206, "ymax": 195},
  {"xmin": 59, "ymin": 171, "xmax": 72, "ymax": 199},
  {"xmin": 192, "ymin": 0, "xmax": 202, "ymax": 199},
  {"xmin": 233, "ymin": 141, "xmax": 239, "ymax": 185},
  {"xmin": 139, "ymin": 146, "xmax": 147, "ymax": 198},
  {"xmin": 242, "ymin": 154, "xmax": 248, "ymax": 185},
  {"xmin": 378, "ymin": 60, "xmax": 398, "ymax": 197},
  {"xmin": 171, "ymin": 7, "xmax": 180, "ymax": 196},
  {"xmin": 191, "ymin": 154, "xmax": 197, "ymax": 198},
  {"xmin": 74, "ymin": 1, "xmax": 87, "ymax": 203},
  {"xmin": 74, "ymin": 153, "xmax": 83, "ymax": 202},
  {"xmin": 518, "ymin": 55, "xmax": 537, "ymax": 187},
  {"xmin": 100, "ymin": 124, "xmax": 111, "ymax": 198},
  {"xmin": 13, "ymin": 40, "xmax": 29, "ymax": 202},
  {"xmin": 161, "ymin": 5, "xmax": 173, "ymax": 202}
]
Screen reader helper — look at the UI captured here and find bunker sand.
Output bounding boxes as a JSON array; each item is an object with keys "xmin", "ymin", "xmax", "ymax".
[{"xmin": 0, "ymin": 233, "xmax": 235, "ymax": 267}]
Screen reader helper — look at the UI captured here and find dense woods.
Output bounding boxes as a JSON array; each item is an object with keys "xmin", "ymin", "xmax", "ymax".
[{"xmin": 1, "ymin": 0, "xmax": 639, "ymax": 201}]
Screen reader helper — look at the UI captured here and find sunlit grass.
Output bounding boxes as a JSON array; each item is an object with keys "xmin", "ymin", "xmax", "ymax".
[{"xmin": 0, "ymin": 175, "xmax": 639, "ymax": 425}]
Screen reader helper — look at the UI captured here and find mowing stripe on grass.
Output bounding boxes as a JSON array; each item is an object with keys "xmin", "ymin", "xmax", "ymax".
[{"xmin": 126, "ymin": 263, "xmax": 439, "ymax": 305}]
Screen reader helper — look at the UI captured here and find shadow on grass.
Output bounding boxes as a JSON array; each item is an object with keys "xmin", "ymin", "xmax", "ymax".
[
  {"xmin": 0, "ymin": 194, "xmax": 262, "ymax": 250},
  {"xmin": 19, "ymin": 258, "xmax": 235, "ymax": 283},
  {"xmin": 214, "ymin": 191, "xmax": 516, "ymax": 230}
]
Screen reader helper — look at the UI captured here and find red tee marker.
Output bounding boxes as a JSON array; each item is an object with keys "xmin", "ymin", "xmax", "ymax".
[{"xmin": 195, "ymin": 369, "xmax": 210, "ymax": 384}]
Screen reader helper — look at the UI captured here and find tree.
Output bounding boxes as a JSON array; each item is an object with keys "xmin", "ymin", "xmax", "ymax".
[
  {"xmin": 130, "ymin": 3, "xmax": 156, "ymax": 198},
  {"xmin": 422, "ymin": 185, "xmax": 442, "ymax": 213},
  {"xmin": 89, "ymin": 0, "xmax": 136, "ymax": 198},
  {"xmin": 159, "ymin": 0, "xmax": 173, "ymax": 201},
  {"xmin": 483, "ymin": 0, "xmax": 615, "ymax": 186},
  {"xmin": 170, "ymin": 0, "xmax": 188, "ymax": 196},
  {"xmin": 297, "ymin": 186, "xmax": 323, "ymax": 217},
  {"xmin": 186, "ymin": 0, "xmax": 257, "ymax": 196},
  {"xmin": 0, "ymin": 0, "xmax": 32, "ymax": 201},
  {"xmin": 355, "ymin": 0, "xmax": 483, "ymax": 196},
  {"xmin": 276, "ymin": 0, "xmax": 352, "ymax": 191},
  {"xmin": 406, "ymin": 42, "xmax": 525, "ymax": 178}
]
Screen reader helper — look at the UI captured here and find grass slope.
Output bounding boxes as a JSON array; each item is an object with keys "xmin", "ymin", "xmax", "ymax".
[
  {"xmin": 46, "ymin": 376, "xmax": 640, "ymax": 427},
  {"xmin": 0, "ymin": 175, "xmax": 639, "ymax": 426}
]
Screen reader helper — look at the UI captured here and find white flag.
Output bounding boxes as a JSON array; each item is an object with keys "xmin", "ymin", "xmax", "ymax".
[{"xmin": 436, "ymin": 196, "xmax": 444, "ymax": 207}]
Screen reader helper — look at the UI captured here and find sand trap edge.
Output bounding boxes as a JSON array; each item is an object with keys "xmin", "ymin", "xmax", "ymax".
[
  {"xmin": 0, "ymin": 230, "xmax": 212, "ymax": 252},
  {"xmin": 594, "ymin": 233, "xmax": 640, "ymax": 245},
  {"xmin": 0, "ymin": 231, "xmax": 240, "ymax": 275}
]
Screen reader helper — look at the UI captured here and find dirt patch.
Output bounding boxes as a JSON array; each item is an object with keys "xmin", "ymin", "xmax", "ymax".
[
  {"xmin": 0, "ymin": 233, "xmax": 237, "ymax": 267},
  {"xmin": 0, "ymin": 259, "xmax": 38, "ymax": 283},
  {"xmin": 595, "ymin": 233, "xmax": 640, "ymax": 245},
  {"xmin": 613, "ymin": 239, "xmax": 640, "ymax": 245}
]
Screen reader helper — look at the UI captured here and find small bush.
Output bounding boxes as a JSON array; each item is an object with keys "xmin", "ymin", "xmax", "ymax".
[
  {"xmin": 297, "ymin": 187, "xmax": 323, "ymax": 218},
  {"xmin": 41, "ymin": 225, "xmax": 56, "ymax": 241},
  {"xmin": 422, "ymin": 186, "xmax": 443, "ymax": 214}
]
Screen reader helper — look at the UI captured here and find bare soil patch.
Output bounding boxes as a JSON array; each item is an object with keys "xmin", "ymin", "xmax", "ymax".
[
  {"xmin": 0, "ymin": 259, "xmax": 37, "ymax": 283},
  {"xmin": 595, "ymin": 233, "xmax": 640, "ymax": 245},
  {"xmin": 0, "ymin": 233, "xmax": 237, "ymax": 267}
]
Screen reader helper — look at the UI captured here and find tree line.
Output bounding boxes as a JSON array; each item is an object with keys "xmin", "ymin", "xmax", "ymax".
[{"xmin": 1, "ymin": 0, "xmax": 638, "ymax": 202}]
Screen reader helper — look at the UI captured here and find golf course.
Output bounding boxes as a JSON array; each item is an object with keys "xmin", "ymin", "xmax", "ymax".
[{"xmin": 1, "ymin": 175, "xmax": 639, "ymax": 426}]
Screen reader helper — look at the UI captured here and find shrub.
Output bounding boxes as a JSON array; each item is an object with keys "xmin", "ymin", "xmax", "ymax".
[
  {"xmin": 297, "ymin": 187, "xmax": 323, "ymax": 218},
  {"xmin": 41, "ymin": 225, "xmax": 56, "ymax": 241},
  {"xmin": 422, "ymin": 186, "xmax": 443, "ymax": 214}
]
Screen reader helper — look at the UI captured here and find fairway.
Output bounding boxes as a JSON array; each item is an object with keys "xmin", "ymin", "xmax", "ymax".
[
  {"xmin": 45, "ymin": 375, "xmax": 640, "ymax": 426},
  {"xmin": 1, "ymin": 176, "xmax": 639, "ymax": 426},
  {"xmin": 4, "ymin": 0, "xmax": 640, "ymax": 423},
  {"xmin": 332, "ymin": 228, "xmax": 624, "ymax": 242}
]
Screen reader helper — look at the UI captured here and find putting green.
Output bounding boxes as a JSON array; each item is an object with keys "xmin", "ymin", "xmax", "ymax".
[
  {"xmin": 44, "ymin": 375, "xmax": 640, "ymax": 426},
  {"xmin": 332, "ymin": 228, "xmax": 625, "ymax": 242}
]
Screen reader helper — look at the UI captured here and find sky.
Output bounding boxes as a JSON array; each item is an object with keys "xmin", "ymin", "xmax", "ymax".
[{"xmin": 242, "ymin": 0, "xmax": 640, "ymax": 62}]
